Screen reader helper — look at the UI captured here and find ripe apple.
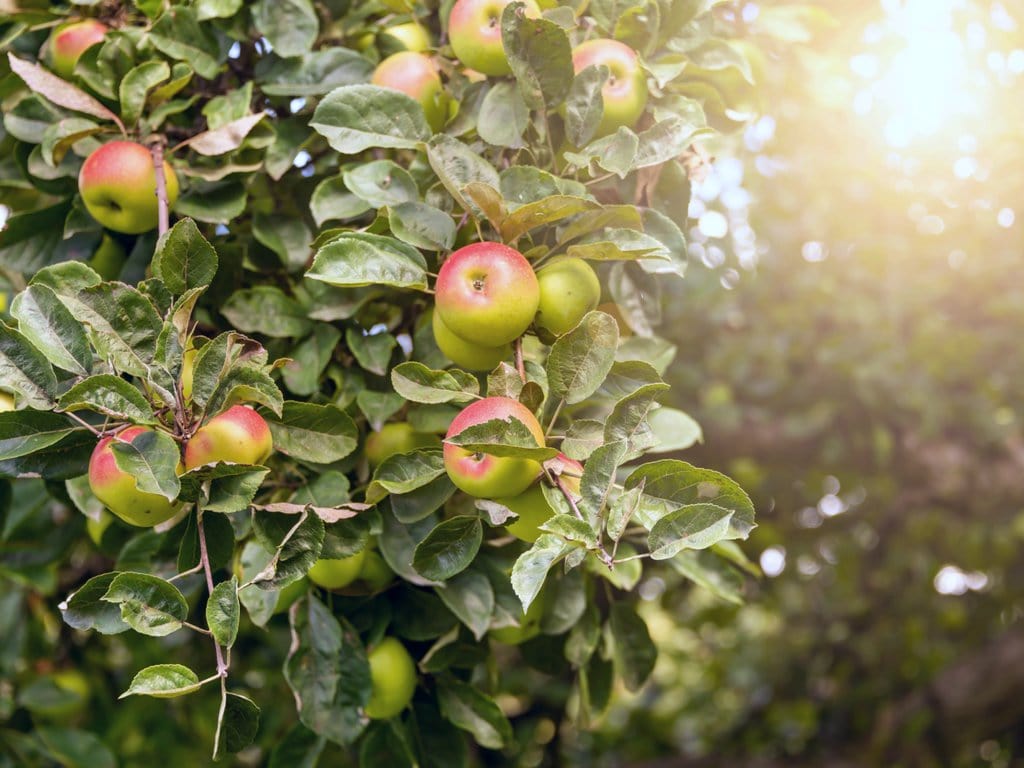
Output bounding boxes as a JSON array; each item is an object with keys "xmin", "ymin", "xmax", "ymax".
[
  {"xmin": 380, "ymin": 21, "xmax": 432, "ymax": 52},
  {"xmin": 444, "ymin": 396, "xmax": 544, "ymax": 498},
  {"xmin": 571, "ymin": 39, "xmax": 648, "ymax": 137},
  {"xmin": 448, "ymin": 0, "xmax": 541, "ymax": 76},
  {"xmin": 365, "ymin": 422, "xmax": 440, "ymax": 467},
  {"xmin": 184, "ymin": 405, "xmax": 273, "ymax": 470},
  {"xmin": 87, "ymin": 234, "xmax": 126, "ymax": 280},
  {"xmin": 88, "ymin": 426, "xmax": 182, "ymax": 527},
  {"xmin": 48, "ymin": 19, "xmax": 107, "ymax": 79},
  {"xmin": 364, "ymin": 636, "xmax": 417, "ymax": 719},
  {"xmin": 308, "ymin": 550, "xmax": 367, "ymax": 590},
  {"xmin": 534, "ymin": 257, "xmax": 601, "ymax": 339},
  {"xmin": 78, "ymin": 141, "xmax": 179, "ymax": 235},
  {"xmin": 432, "ymin": 309, "xmax": 510, "ymax": 372},
  {"xmin": 501, "ymin": 455, "xmax": 583, "ymax": 542},
  {"xmin": 435, "ymin": 242, "xmax": 539, "ymax": 346},
  {"xmin": 371, "ymin": 51, "xmax": 446, "ymax": 132}
]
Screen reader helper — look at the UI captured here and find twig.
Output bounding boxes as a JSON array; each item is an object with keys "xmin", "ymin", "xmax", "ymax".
[
  {"xmin": 514, "ymin": 337, "xmax": 527, "ymax": 384},
  {"xmin": 149, "ymin": 140, "xmax": 170, "ymax": 237},
  {"xmin": 545, "ymin": 398, "xmax": 564, "ymax": 438},
  {"xmin": 61, "ymin": 411, "xmax": 103, "ymax": 437},
  {"xmin": 168, "ymin": 562, "xmax": 204, "ymax": 582},
  {"xmin": 197, "ymin": 504, "xmax": 228, "ymax": 678},
  {"xmin": 184, "ymin": 621, "xmax": 212, "ymax": 636}
]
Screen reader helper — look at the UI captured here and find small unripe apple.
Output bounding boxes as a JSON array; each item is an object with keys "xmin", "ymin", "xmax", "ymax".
[
  {"xmin": 365, "ymin": 422, "xmax": 440, "ymax": 468},
  {"xmin": 571, "ymin": 39, "xmax": 648, "ymax": 137},
  {"xmin": 184, "ymin": 405, "xmax": 273, "ymax": 470},
  {"xmin": 448, "ymin": 0, "xmax": 541, "ymax": 76},
  {"xmin": 78, "ymin": 141, "xmax": 179, "ymax": 234},
  {"xmin": 273, "ymin": 577, "xmax": 308, "ymax": 614},
  {"xmin": 308, "ymin": 551, "xmax": 367, "ymax": 590},
  {"xmin": 372, "ymin": 51, "xmax": 446, "ymax": 132},
  {"xmin": 364, "ymin": 637, "xmax": 417, "ymax": 719},
  {"xmin": 444, "ymin": 396, "xmax": 544, "ymax": 498},
  {"xmin": 380, "ymin": 21, "xmax": 432, "ymax": 52},
  {"xmin": 88, "ymin": 426, "xmax": 182, "ymax": 527},
  {"xmin": 490, "ymin": 587, "xmax": 546, "ymax": 644},
  {"xmin": 359, "ymin": 550, "xmax": 395, "ymax": 591},
  {"xmin": 48, "ymin": 19, "xmax": 107, "ymax": 79},
  {"xmin": 87, "ymin": 234, "xmax": 126, "ymax": 280},
  {"xmin": 500, "ymin": 455, "xmax": 583, "ymax": 542},
  {"xmin": 435, "ymin": 242, "xmax": 539, "ymax": 347},
  {"xmin": 534, "ymin": 257, "xmax": 601, "ymax": 339},
  {"xmin": 432, "ymin": 309, "xmax": 510, "ymax": 372}
]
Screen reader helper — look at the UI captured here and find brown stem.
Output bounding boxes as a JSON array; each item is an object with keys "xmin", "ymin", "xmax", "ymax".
[
  {"xmin": 515, "ymin": 337, "xmax": 527, "ymax": 384},
  {"xmin": 197, "ymin": 504, "xmax": 228, "ymax": 678},
  {"xmin": 149, "ymin": 141, "xmax": 170, "ymax": 237}
]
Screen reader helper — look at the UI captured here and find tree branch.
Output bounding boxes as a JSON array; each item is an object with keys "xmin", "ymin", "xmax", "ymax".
[{"xmin": 149, "ymin": 140, "xmax": 170, "ymax": 237}]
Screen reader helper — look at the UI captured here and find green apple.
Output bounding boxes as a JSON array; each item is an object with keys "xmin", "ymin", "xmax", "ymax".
[
  {"xmin": 365, "ymin": 422, "xmax": 440, "ymax": 467},
  {"xmin": 184, "ymin": 405, "xmax": 273, "ymax": 470},
  {"xmin": 87, "ymin": 234, "xmax": 126, "ymax": 280},
  {"xmin": 432, "ymin": 309, "xmax": 510, "ymax": 372},
  {"xmin": 358, "ymin": 550, "xmax": 395, "ymax": 591},
  {"xmin": 48, "ymin": 19, "xmax": 107, "ymax": 78},
  {"xmin": 448, "ymin": 0, "xmax": 541, "ymax": 76},
  {"xmin": 534, "ymin": 257, "xmax": 601, "ymax": 339},
  {"xmin": 364, "ymin": 637, "xmax": 417, "ymax": 719},
  {"xmin": 0, "ymin": 392, "xmax": 14, "ymax": 412},
  {"xmin": 380, "ymin": 21, "xmax": 432, "ymax": 52},
  {"xmin": 78, "ymin": 141, "xmax": 180, "ymax": 234},
  {"xmin": 88, "ymin": 426, "xmax": 182, "ymax": 527},
  {"xmin": 500, "ymin": 455, "xmax": 583, "ymax": 542},
  {"xmin": 490, "ymin": 588, "xmax": 545, "ymax": 644},
  {"xmin": 273, "ymin": 577, "xmax": 309, "ymax": 614},
  {"xmin": 309, "ymin": 551, "xmax": 367, "ymax": 590},
  {"xmin": 372, "ymin": 51, "xmax": 446, "ymax": 132},
  {"xmin": 86, "ymin": 509, "xmax": 114, "ymax": 547},
  {"xmin": 571, "ymin": 39, "xmax": 648, "ymax": 137},
  {"xmin": 435, "ymin": 242, "xmax": 539, "ymax": 346},
  {"xmin": 444, "ymin": 396, "xmax": 544, "ymax": 498}
]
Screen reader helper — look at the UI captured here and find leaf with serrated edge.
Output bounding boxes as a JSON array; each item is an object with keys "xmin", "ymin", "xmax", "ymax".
[{"xmin": 120, "ymin": 664, "xmax": 203, "ymax": 699}]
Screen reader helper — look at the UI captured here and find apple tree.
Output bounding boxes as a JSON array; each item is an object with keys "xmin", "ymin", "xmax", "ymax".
[{"xmin": 0, "ymin": 0, "xmax": 766, "ymax": 764}]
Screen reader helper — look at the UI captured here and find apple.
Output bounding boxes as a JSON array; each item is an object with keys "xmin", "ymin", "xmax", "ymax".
[
  {"xmin": 184, "ymin": 405, "xmax": 273, "ymax": 470},
  {"xmin": 444, "ymin": 396, "xmax": 544, "ymax": 498},
  {"xmin": 380, "ymin": 21, "xmax": 432, "ymax": 52},
  {"xmin": 364, "ymin": 637, "xmax": 417, "ymax": 719},
  {"xmin": 78, "ymin": 141, "xmax": 180, "ymax": 234},
  {"xmin": 490, "ymin": 587, "xmax": 546, "ymax": 644},
  {"xmin": 273, "ymin": 577, "xmax": 308, "ymax": 614},
  {"xmin": 371, "ymin": 51, "xmax": 446, "ymax": 132},
  {"xmin": 308, "ymin": 550, "xmax": 367, "ymax": 590},
  {"xmin": 87, "ymin": 234, "xmax": 126, "ymax": 280},
  {"xmin": 448, "ymin": 0, "xmax": 541, "ymax": 76},
  {"xmin": 85, "ymin": 509, "xmax": 114, "ymax": 547},
  {"xmin": 48, "ymin": 19, "xmax": 107, "ymax": 78},
  {"xmin": 435, "ymin": 242, "xmax": 539, "ymax": 346},
  {"xmin": 534, "ymin": 257, "xmax": 601, "ymax": 339},
  {"xmin": 88, "ymin": 426, "xmax": 182, "ymax": 527},
  {"xmin": 432, "ymin": 309, "xmax": 510, "ymax": 372},
  {"xmin": 365, "ymin": 422, "xmax": 440, "ymax": 467},
  {"xmin": 358, "ymin": 550, "xmax": 395, "ymax": 591},
  {"xmin": 500, "ymin": 455, "xmax": 583, "ymax": 542},
  {"xmin": 0, "ymin": 392, "xmax": 14, "ymax": 412},
  {"xmin": 571, "ymin": 39, "xmax": 648, "ymax": 137},
  {"xmin": 180, "ymin": 344, "xmax": 197, "ymax": 401}
]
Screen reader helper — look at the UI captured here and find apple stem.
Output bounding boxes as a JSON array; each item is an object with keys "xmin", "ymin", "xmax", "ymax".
[
  {"xmin": 545, "ymin": 398, "xmax": 564, "ymax": 438},
  {"xmin": 197, "ymin": 499, "xmax": 230, "ymax": 680},
  {"xmin": 60, "ymin": 410, "xmax": 103, "ymax": 436},
  {"xmin": 514, "ymin": 337, "xmax": 527, "ymax": 383},
  {"xmin": 149, "ymin": 140, "xmax": 170, "ymax": 236}
]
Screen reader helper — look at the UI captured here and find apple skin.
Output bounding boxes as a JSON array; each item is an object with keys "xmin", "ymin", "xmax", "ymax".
[
  {"xmin": 88, "ymin": 426, "xmax": 182, "ymax": 527},
  {"xmin": 380, "ymin": 21, "xmax": 432, "ymax": 52},
  {"xmin": 501, "ymin": 455, "xmax": 583, "ymax": 542},
  {"xmin": 78, "ymin": 141, "xmax": 179, "ymax": 235},
  {"xmin": 435, "ymin": 242, "xmax": 539, "ymax": 346},
  {"xmin": 534, "ymin": 257, "xmax": 601, "ymax": 339},
  {"xmin": 273, "ymin": 577, "xmax": 308, "ymax": 614},
  {"xmin": 48, "ymin": 19, "xmax": 107, "ymax": 78},
  {"xmin": 371, "ymin": 51, "xmax": 446, "ymax": 132},
  {"xmin": 444, "ymin": 396, "xmax": 544, "ymax": 499},
  {"xmin": 448, "ymin": 0, "xmax": 541, "ymax": 76},
  {"xmin": 359, "ymin": 550, "xmax": 395, "ymax": 591},
  {"xmin": 571, "ymin": 39, "xmax": 648, "ymax": 137},
  {"xmin": 432, "ymin": 309, "xmax": 510, "ymax": 372},
  {"xmin": 308, "ymin": 551, "xmax": 367, "ymax": 590},
  {"xmin": 364, "ymin": 637, "xmax": 417, "ymax": 719},
  {"xmin": 87, "ymin": 234, "xmax": 126, "ymax": 280},
  {"xmin": 184, "ymin": 405, "xmax": 273, "ymax": 470},
  {"xmin": 365, "ymin": 422, "xmax": 440, "ymax": 468}
]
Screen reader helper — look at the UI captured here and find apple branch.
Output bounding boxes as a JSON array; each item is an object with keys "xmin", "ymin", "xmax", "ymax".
[
  {"xmin": 515, "ymin": 337, "xmax": 527, "ymax": 384},
  {"xmin": 149, "ymin": 140, "xmax": 170, "ymax": 237}
]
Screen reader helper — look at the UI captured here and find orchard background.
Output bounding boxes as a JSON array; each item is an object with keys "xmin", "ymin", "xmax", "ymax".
[{"xmin": 2, "ymin": 0, "xmax": 1022, "ymax": 767}]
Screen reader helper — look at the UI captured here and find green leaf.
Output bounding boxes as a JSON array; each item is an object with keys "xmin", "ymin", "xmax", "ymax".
[
  {"xmin": 67, "ymin": 282, "xmax": 164, "ymax": 378},
  {"xmin": 310, "ymin": 176, "xmax": 372, "ymax": 226},
  {"xmin": 251, "ymin": 510, "xmax": 325, "ymax": 589},
  {"xmin": 258, "ymin": 48, "xmax": 373, "ymax": 97},
  {"xmin": 35, "ymin": 727, "xmax": 116, "ymax": 768},
  {"xmin": 477, "ymin": 81, "xmax": 528, "ymax": 147},
  {"xmin": 109, "ymin": 429, "xmax": 181, "ymax": 502},
  {"xmin": 668, "ymin": 550, "xmax": 744, "ymax": 605},
  {"xmin": 388, "ymin": 202, "xmax": 457, "ymax": 251},
  {"xmin": 216, "ymin": 693, "xmax": 261, "ymax": 757},
  {"xmin": 120, "ymin": 664, "xmax": 203, "ymax": 699},
  {"xmin": 500, "ymin": 3, "xmax": 574, "ymax": 109},
  {"xmin": 560, "ymin": 419, "xmax": 604, "ymax": 461},
  {"xmin": 344, "ymin": 160, "xmax": 418, "ymax": 209},
  {"xmin": 391, "ymin": 362, "xmax": 479, "ymax": 404},
  {"xmin": 177, "ymin": 511, "xmax": 235, "ymax": 573},
  {"xmin": 60, "ymin": 572, "xmax": 129, "ymax": 635},
  {"xmin": 101, "ymin": 572, "xmax": 189, "ymax": 637},
  {"xmin": 367, "ymin": 449, "xmax": 446, "ymax": 504},
  {"xmin": 346, "ymin": 327, "xmax": 396, "ymax": 377},
  {"xmin": 567, "ymin": 229, "xmax": 670, "ymax": 263},
  {"xmin": 207, "ymin": 577, "xmax": 240, "ymax": 648},
  {"xmin": 435, "ymin": 568, "xmax": 494, "ymax": 640},
  {"xmin": 152, "ymin": 217, "xmax": 218, "ymax": 295},
  {"xmin": 0, "ymin": 321, "xmax": 58, "ymax": 408},
  {"xmin": 607, "ymin": 481, "xmax": 643, "ymax": 542},
  {"xmin": 252, "ymin": 212, "xmax": 312, "ymax": 272},
  {"xmin": 648, "ymin": 502, "xmax": 734, "ymax": 559},
  {"xmin": 647, "ymin": 407, "xmax": 702, "ymax": 452},
  {"xmin": 500, "ymin": 195, "xmax": 599, "ymax": 243},
  {"xmin": 0, "ymin": 412, "xmax": 77, "ymax": 461},
  {"xmin": 576, "ymin": 441, "xmax": 627, "ymax": 516},
  {"xmin": 119, "ymin": 60, "xmax": 170, "ymax": 125},
  {"xmin": 265, "ymin": 401, "xmax": 359, "ymax": 463},
  {"xmin": 282, "ymin": 325, "xmax": 342, "ymax": 396},
  {"xmin": 204, "ymin": 466, "xmax": 269, "ymax": 513},
  {"xmin": 539, "ymin": 514, "xmax": 598, "ymax": 549},
  {"xmin": 511, "ymin": 533, "xmax": 570, "ymax": 612},
  {"xmin": 565, "ymin": 64, "xmax": 608, "ymax": 147},
  {"xmin": 307, "ymin": 232, "xmax": 428, "ymax": 290},
  {"xmin": 195, "ymin": 0, "xmax": 244, "ymax": 19},
  {"xmin": 237, "ymin": 542, "xmax": 279, "ymax": 626},
  {"xmin": 311, "ymin": 85, "xmax": 430, "ymax": 154},
  {"xmin": 186, "ymin": 112, "xmax": 267, "ymax": 156},
  {"xmin": 425, "ymin": 134, "xmax": 500, "ymax": 216},
  {"xmin": 546, "ymin": 311, "xmax": 620, "ymax": 405},
  {"xmin": 607, "ymin": 602, "xmax": 656, "ymax": 692},
  {"xmin": 633, "ymin": 115, "xmax": 711, "ymax": 170},
  {"xmin": 252, "ymin": 0, "xmax": 319, "ymax": 57},
  {"xmin": 40, "ymin": 117, "xmax": 103, "ymax": 166},
  {"xmin": 222, "ymin": 287, "xmax": 313, "ymax": 338},
  {"xmin": 445, "ymin": 416, "xmax": 557, "ymax": 461},
  {"xmin": 604, "ymin": 382, "xmax": 670, "ymax": 453},
  {"xmin": 436, "ymin": 676, "xmax": 513, "ymax": 749},
  {"xmin": 57, "ymin": 375, "xmax": 156, "ymax": 424},
  {"xmin": 412, "ymin": 516, "xmax": 482, "ymax": 581},
  {"xmin": 150, "ymin": 7, "xmax": 223, "ymax": 80}
]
